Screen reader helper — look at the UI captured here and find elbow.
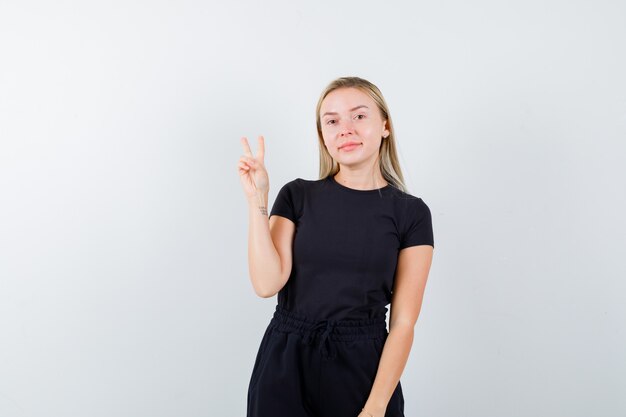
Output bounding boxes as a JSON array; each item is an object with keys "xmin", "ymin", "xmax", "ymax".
[
  {"xmin": 253, "ymin": 273, "xmax": 287, "ymax": 299},
  {"xmin": 253, "ymin": 283, "xmax": 278, "ymax": 298},
  {"xmin": 389, "ymin": 319, "xmax": 417, "ymax": 334},
  {"xmin": 255, "ymin": 289, "xmax": 277, "ymax": 298}
]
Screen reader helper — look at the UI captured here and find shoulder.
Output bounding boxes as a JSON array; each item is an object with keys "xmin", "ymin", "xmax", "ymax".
[
  {"xmin": 388, "ymin": 186, "xmax": 430, "ymax": 210},
  {"xmin": 393, "ymin": 188, "xmax": 434, "ymax": 248},
  {"xmin": 277, "ymin": 177, "xmax": 315, "ymax": 187},
  {"xmin": 386, "ymin": 189, "xmax": 432, "ymax": 233},
  {"xmin": 276, "ymin": 177, "xmax": 325, "ymax": 193}
]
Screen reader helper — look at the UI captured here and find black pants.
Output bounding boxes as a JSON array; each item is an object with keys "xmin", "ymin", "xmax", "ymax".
[{"xmin": 247, "ymin": 305, "xmax": 405, "ymax": 417}]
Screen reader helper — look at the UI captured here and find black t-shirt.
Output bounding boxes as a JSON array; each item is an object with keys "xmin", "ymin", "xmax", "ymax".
[{"xmin": 269, "ymin": 175, "xmax": 434, "ymax": 321}]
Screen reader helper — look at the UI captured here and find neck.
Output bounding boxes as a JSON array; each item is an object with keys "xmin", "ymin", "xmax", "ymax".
[{"xmin": 333, "ymin": 170, "xmax": 388, "ymax": 190}]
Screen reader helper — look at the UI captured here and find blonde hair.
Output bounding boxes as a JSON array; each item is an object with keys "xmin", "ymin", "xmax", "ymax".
[{"xmin": 315, "ymin": 76, "xmax": 408, "ymax": 193}]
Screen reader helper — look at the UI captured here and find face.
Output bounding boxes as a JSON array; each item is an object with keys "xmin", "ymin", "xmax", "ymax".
[{"xmin": 319, "ymin": 87, "xmax": 389, "ymax": 169}]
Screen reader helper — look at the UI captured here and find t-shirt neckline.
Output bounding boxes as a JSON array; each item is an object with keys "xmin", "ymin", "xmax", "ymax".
[{"xmin": 328, "ymin": 175, "xmax": 391, "ymax": 194}]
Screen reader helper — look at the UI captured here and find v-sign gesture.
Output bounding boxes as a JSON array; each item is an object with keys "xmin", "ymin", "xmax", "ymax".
[{"xmin": 238, "ymin": 135, "xmax": 270, "ymax": 201}]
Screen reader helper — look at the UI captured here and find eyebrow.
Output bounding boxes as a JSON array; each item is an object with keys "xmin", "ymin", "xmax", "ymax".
[{"xmin": 321, "ymin": 105, "xmax": 369, "ymax": 118}]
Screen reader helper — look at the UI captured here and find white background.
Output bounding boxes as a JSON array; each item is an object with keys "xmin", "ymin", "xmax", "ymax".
[{"xmin": 1, "ymin": 1, "xmax": 625, "ymax": 416}]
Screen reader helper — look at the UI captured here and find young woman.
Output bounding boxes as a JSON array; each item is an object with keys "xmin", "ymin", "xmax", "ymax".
[{"xmin": 238, "ymin": 76, "xmax": 434, "ymax": 417}]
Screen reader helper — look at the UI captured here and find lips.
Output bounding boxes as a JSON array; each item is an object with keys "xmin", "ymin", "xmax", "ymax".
[{"xmin": 339, "ymin": 141, "xmax": 361, "ymax": 150}]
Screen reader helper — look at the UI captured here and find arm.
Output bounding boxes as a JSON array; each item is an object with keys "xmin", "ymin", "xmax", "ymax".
[
  {"xmin": 239, "ymin": 136, "xmax": 295, "ymax": 298},
  {"xmin": 361, "ymin": 244, "xmax": 434, "ymax": 417},
  {"xmin": 247, "ymin": 194, "xmax": 295, "ymax": 298}
]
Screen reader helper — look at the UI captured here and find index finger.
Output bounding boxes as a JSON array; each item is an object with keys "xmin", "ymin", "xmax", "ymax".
[{"xmin": 240, "ymin": 136, "xmax": 253, "ymax": 157}]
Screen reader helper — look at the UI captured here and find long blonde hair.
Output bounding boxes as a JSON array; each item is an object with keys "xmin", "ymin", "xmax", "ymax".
[{"xmin": 315, "ymin": 76, "xmax": 408, "ymax": 193}]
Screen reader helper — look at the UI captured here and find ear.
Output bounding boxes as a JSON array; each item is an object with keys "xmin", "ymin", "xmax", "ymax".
[{"xmin": 382, "ymin": 120, "xmax": 390, "ymax": 138}]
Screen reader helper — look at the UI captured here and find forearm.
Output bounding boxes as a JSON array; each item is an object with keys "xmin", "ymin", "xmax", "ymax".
[
  {"xmin": 247, "ymin": 192, "xmax": 282, "ymax": 297},
  {"xmin": 363, "ymin": 324, "xmax": 414, "ymax": 416}
]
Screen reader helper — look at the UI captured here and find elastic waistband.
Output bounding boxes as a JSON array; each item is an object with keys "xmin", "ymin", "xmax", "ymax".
[{"xmin": 269, "ymin": 305, "xmax": 387, "ymax": 341}]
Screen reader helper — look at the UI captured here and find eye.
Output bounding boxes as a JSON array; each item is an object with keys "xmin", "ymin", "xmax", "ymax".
[
  {"xmin": 355, "ymin": 114, "xmax": 366, "ymax": 120},
  {"xmin": 326, "ymin": 119, "xmax": 336, "ymax": 125}
]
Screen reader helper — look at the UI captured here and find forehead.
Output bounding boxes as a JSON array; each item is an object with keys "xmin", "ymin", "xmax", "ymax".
[{"xmin": 320, "ymin": 87, "xmax": 376, "ymax": 114}]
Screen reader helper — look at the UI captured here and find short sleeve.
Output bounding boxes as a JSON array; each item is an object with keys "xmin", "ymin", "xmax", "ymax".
[
  {"xmin": 269, "ymin": 180, "xmax": 298, "ymax": 224},
  {"xmin": 399, "ymin": 198, "xmax": 434, "ymax": 249}
]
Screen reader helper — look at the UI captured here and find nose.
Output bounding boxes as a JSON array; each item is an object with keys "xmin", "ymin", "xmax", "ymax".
[{"xmin": 339, "ymin": 118, "xmax": 355, "ymax": 137}]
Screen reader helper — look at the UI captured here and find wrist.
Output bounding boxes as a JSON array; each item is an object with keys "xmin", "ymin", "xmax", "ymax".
[
  {"xmin": 361, "ymin": 408, "xmax": 374, "ymax": 417},
  {"xmin": 248, "ymin": 192, "xmax": 269, "ymax": 216},
  {"xmin": 247, "ymin": 191, "xmax": 268, "ymax": 205},
  {"xmin": 362, "ymin": 401, "xmax": 386, "ymax": 417}
]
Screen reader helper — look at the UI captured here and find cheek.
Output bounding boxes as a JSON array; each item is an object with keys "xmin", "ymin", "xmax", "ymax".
[
  {"xmin": 321, "ymin": 129, "xmax": 335, "ymax": 145},
  {"xmin": 321, "ymin": 125, "xmax": 336, "ymax": 136},
  {"xmin": 324, "ymin": 139, "xmax": 341, "ymax": 156}
]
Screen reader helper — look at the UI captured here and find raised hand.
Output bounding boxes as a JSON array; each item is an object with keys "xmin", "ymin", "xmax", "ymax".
[{"xmin": 238, "ymin": 135, "xmax": 270, "ymax": 201}]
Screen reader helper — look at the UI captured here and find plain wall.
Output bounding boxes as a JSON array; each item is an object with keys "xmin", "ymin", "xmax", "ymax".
[{"xmin": 1, "ymin": 0, "xmax": 625, "ymax": 416}]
